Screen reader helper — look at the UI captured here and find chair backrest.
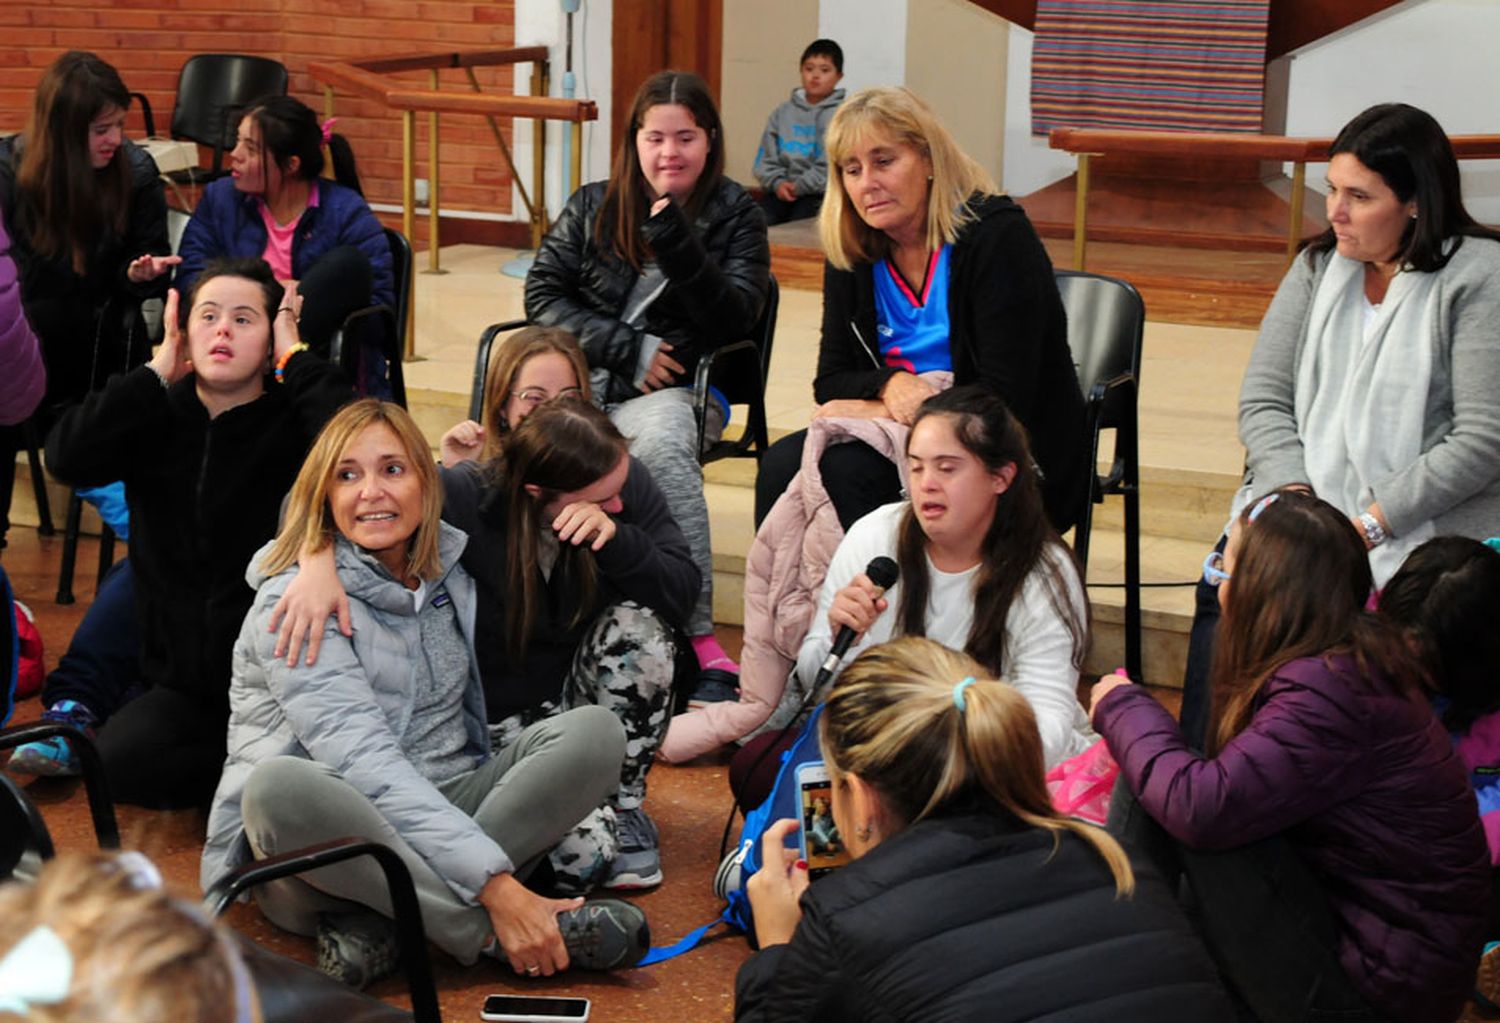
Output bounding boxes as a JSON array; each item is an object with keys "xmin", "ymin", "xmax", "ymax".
[
  {"xmin": 1055, "ymin": 270, "xmax": 1145, "ymax": 429},
  {"xmin": 169, "ymin": 54, "xmax": 289, "ymax": 167},
  {"xmin": 469, "ymin": 319, "xmax": 530, "ymax": 424},
  {"xmin": 384, "ymin": 227, "xmax": 413, "ymax": 347},
  {"xmin": 721, "ymin": 276, "xmax": 779, "ymax": 406}
]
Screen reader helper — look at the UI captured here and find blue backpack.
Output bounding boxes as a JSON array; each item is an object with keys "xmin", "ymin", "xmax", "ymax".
[{"xmin": 638, "ymin": 705, "xmax": 825, "ymax": 964}]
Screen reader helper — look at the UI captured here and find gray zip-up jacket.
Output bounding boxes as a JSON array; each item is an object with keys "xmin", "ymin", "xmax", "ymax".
[
  {"xmin": 200, "ymin": 523, "xmax": 505, "ymax": 903},
  {"xmin": 753, "ymin": 87, "xmax": 846, "ymax": 197},
  {"xmin": 1239, "ymin": 236, "xmax": 1500, "ymax": 541}
]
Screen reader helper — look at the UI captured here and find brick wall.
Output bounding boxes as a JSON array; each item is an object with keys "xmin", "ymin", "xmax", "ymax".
[{"xmin": 0, "ymin": 0, "xmax": 528, "ymax": 244}]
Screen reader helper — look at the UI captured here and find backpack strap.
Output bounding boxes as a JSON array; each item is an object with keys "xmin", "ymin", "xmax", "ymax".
[{"xmin": 636, "ymin": 905, "xmax": 737, "ymax": 966}]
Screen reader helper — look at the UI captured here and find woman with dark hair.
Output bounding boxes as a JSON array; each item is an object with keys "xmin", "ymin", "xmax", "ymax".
[
  {"xmin": 524, "ymin": 69, "xmax": 771, "ymax": 713},
  {"xmin": 1092, "ymin": 490, "xmax": 1489, "ymax": 1023},
  {"xmin": 783, "ymin": 386, "xmax": 1092, "ymax": 773},
  {"xmin": 1179, "ymin": 102, "xmax": 1500, "ymax": 746},
  {"xmin": 736, "ymin": 636, "xmax": 1230, "ymax": 1022},
  {"xmin": 203, "ymin": 399, "xmax": 647, "ymax": 984},
  {"xmin": 37, "ymin": 259, "xmax": 350, "ymax": 808},
  {"xmin": 176, "ymin": 94, "xmax": 392, "ymax": 367},
  {"xmin": 753, "ymin": 86, "xmax": 1085, "ymax": 534},
  {"xmin": 0, "ymin": 51, "xmax": 173, "ymax": 544}
]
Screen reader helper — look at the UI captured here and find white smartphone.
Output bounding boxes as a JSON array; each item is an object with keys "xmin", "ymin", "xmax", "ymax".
[
  {"xmin": 795, "ymin": 760, "xmax": 851, "ymax": 880},
  {"xmin": 480, "ymin": 994, "xmax": 591, "ymax": 1022}
]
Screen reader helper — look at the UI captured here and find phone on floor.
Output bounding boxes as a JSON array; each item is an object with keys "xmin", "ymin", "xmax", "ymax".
[
  {"xmin": 796, "ymin": 760, "xmax": 851, "ymax": 880},
  {"xmin": 480, "ymin": 995, "xmax": 590, "ymax": 1022}
]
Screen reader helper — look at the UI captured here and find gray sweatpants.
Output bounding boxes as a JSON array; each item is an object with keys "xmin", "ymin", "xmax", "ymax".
[
  {"xmin": 237, "ymin": 704, "xmax": 624, "ymax": 964},
  {"xmin": 608, "ymin": 386, "xmax": 723, "ymax": 637}
]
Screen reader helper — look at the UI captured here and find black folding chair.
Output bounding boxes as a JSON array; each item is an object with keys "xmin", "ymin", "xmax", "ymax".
[
  {"xmin": 329, "ymin": 228, "xmax": 413, "ymax": 408},
  {"xmin": 1056, "ymin": 269, "xmax": 1146, "ymax": 682},
  {"xmin": 166, "ymin": 54, "xmax": 289, "ymax": 186}
]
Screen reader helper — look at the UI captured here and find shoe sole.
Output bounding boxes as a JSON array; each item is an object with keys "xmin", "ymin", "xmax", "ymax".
[
  {"xmin": 602, "ymin": 868, "xmax": 663, "ymax": 890},
  {"xmin": 5, "ymin": 748, "xmax": 80, "ymax": 778}
]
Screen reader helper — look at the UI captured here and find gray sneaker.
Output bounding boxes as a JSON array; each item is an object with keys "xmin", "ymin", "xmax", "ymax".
[
  {"xmin": 316, "ymin": 909, "xmax": 399, "ymax": 990},
  {"xmin": 603, "ymin": 808, "xmax": 661, "ymax": 890},
  {"xmin": 557, "ymin": 899, "xmax": 650, "ymax": 970}
]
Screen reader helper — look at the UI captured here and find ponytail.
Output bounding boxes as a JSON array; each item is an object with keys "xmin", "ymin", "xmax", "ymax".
[{"xmin": 823, "ymin": 636, "xmax": 1134, "ymax": 895}]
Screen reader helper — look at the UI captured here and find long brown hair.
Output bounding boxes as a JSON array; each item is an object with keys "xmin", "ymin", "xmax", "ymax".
[
  {"xmin": 261, "ymin": 399, "xmax": 444, "ymax": 582},
  {"xmin": 822, "ymin": 637, "xmax": 1133, "ymax": 894},
  {"xmin": 480, "ymin": 325, "xmax": 591, "ymax": 462},
  {"xmin": 493, "ymin": 398, "xmax": 629, "ymax": 660},
  {"xmin": 15, "ymin": 51, "xmax": 134, "ymax": 274},
  {"xmin": 596, "ymin": 70, "xmax": 725, "ymax": 271},
  {"xmin": 897, "ymin": 386, "xmax": 1086, "ymax": 675},
  {"xmin": 1207, "ymin": 490, "xmax": 1419, "ymax": 754}
]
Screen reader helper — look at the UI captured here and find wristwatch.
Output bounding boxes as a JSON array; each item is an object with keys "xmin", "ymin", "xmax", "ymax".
[{"xmin": 1357, "ymin": 511, "xmax": 1387, "ymax": 547}]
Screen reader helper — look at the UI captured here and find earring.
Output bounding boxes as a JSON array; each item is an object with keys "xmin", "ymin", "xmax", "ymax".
[{"xmin": 926, "ymin": 174, "xmax": 934, "ymax": 182}]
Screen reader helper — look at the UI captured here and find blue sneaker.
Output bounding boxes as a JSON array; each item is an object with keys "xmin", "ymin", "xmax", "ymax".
[
  {"xmin": 1476, "ymin": 940, "xmax": 1500, "ymax": 1010},
  {"xmin": 6, "ymin": 700, "xmax": 96, "ymax": 777},
  {"xmin": 603, "ymin": 808, "xmax": 662, "ymax": 890}
]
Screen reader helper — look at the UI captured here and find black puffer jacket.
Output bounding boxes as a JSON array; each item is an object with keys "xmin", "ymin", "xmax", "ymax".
[
  {"xmin": 735, "ymin": 808, "xmax": 1232, "ymax": 1023},
  {"xmin": 524, "ymin": 178, "xmax": 770, "ymax": 405},
  {"xmin": 0, "ymin": 137, "xmax": 170, "ymax": 406}
]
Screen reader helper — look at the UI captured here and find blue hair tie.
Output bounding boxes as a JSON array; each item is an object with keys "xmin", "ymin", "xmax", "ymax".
[{"xmin": 952, "ymin": 677, "xmax": 977, "ymax": 713}]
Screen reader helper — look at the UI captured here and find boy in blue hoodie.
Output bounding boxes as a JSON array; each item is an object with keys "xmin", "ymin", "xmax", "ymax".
[{"xmin": 753, "ymin": 39, "xmax": 845, "ymax": 225}]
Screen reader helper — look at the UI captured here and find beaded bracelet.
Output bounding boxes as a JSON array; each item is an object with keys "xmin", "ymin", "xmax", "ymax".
[{"xmin": 274, "ymin": 342, "xmax": 310, "ymax": 384}]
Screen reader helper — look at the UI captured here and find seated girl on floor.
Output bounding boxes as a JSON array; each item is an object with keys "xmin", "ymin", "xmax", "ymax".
[
  {"xmin": 202, "ymin": 399, "xmax": 648, "ymax": 986},
  {"xmin": 731, "ymin": 386, "xmax": 1094, "ymax": 807},
  {"xmin": 1090, "ymin": 491, "xmax": 1489, "ymax": 1023},
  {"xmin": 272, "ymin": 393, "xmax": 699, "ymax": 895},
  {"xmin": 175, "ymin": 95, "xmax": 393, "ymax": 390},
  {"xmin": 734, "ymin": 635, "xmax": 1230, "ymax": 1022}
]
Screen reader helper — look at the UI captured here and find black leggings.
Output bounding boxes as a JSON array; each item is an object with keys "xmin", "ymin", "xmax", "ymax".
[
  {"xmin": 95, "ymin": 686, "xmax": 227, "ymax": 809},
  {"xmin": 754, "ymin": 429, "xmax": 902, "ymax": 530}
]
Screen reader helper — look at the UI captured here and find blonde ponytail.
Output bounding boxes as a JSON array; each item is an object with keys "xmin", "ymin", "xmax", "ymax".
[{"xmin": 824, "ymin": 637, "xmax": 1134, "ymax": 895}]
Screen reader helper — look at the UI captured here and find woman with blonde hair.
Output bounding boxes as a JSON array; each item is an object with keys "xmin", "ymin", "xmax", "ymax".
[
  {"xmin": 752, "ymin": 86, "xmax": 1085, "ymax": 533},
  {"xmin": 0, "ymin": 851, "xmax": 257, "ymax": 1023},
  {"xmin": 736, "ymin": 636, "xmax": 1228, "ymax": 1021},
  {"xmin": 204, "ymin": 399, "xmax": 649, "ymax": 987}
]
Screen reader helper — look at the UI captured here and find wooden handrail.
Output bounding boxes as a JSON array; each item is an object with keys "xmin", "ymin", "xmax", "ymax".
[
  {"xmin": 307, "ymin": 60, "xmax": 596, "ymax": 122},
  {"xmin": 1051, "ymin": 127, "xmax": 1500, "ymax": 162},
  {"xmin": 1050, "ymin": 127, "xmax": 1500, "ymax": 270}
]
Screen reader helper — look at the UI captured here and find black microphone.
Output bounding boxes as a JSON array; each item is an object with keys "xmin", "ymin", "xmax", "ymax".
[{"xmin": 815, "ymin": 555, "xmax": 899, "ymax": 685}]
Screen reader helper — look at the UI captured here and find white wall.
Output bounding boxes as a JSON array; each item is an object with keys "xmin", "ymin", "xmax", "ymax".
[
  {"xmin": 820, "ymin": 0, "xmax": 908, "ymax": 95},
  {"xmin": 513, "ymin": 0, "xmax": 614, "ymax": 221},
  {"xmin": 1001, "ymin": 0, "xmax": 1500, "ymax": 218}
]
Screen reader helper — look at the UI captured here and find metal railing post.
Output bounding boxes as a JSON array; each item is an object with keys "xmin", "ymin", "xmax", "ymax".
[
  {"xmin": 1073, "ymin": 153, "xmax": 1092, "ymax": 271},
  {"xmin": 425, "ymin": 69, "xmax": 446, "ymax": 274},
  {"xmin": 1286, "ymin": 160, "xmax": 1306, "ymax": 265},
  {"xmin": 401, "ymin": 109, "xmax": 416, "ymax": 359}
]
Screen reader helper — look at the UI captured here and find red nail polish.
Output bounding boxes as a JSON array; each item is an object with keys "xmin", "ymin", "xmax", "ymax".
[{"xmin": 794, "ymin": 859, "xmax": 808, "ymax": 871}]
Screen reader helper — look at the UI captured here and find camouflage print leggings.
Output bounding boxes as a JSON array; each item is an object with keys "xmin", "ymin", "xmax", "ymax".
[{"xmin": 487, "ymin": 601, "xmax": 676, "ymax": 890}]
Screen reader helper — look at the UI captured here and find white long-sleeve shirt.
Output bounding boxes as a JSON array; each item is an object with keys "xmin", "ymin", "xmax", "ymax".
[{"xmin": 796, "ymin": 502, "xmax": 1096, "ymax": 768}]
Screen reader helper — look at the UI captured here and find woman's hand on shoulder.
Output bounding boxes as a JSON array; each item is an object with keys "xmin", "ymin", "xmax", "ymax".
[
  {"xmin": 127, "ymin": 253, "xmax": 182, "ymax": 284},
  {"xmin": 745, "ymin": 819, "xmax": 810, "ymax": 948},
  {"xmin": 268, "ymin": 543, "xmax": 352, "ymax": 666},
  {"xmin": 879, "ymin": 372, "xmax": 938, "ymax": 425},
  {"xmin": 148, "ymin": 289, "xmax": 191, "ymax": 387},
  {"xmin": 440, "ymin": 420, "xmax": 485, "ymax": 466},
  {"xmin": 827, "ymin": 572, "xmax": 888, "ymax": 640},
  {"xmin": 479, "ymin": 872, "xmax": 580, "ymax": 977},
  {"xmin": 551, "ymin": 500, "xmax": 617, "ymax": 551}
]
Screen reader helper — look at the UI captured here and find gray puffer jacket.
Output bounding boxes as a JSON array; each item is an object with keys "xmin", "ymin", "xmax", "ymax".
[{"xmin": 200, "ymin": 523, "xmax": 506, "ymax": 903}]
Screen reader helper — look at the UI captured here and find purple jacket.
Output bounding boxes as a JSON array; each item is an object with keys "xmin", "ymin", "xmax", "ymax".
[
  {"xmin": 0, "ymin": 218, "xmax": 43, "ymax": 425},
  {"xmin": 1095, "ymin": 654, "xmax": 1488, "ymax": 1023}
]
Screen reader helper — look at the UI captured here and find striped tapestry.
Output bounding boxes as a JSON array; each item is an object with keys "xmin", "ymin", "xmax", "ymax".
[{"xmin": 1031, "ymin": 0, "xmax": 1271, "ymax": 135}]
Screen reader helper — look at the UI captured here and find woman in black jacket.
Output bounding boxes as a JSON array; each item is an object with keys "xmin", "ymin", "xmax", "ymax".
[
  {"xmin": 524, "ymin": 70, "xmax": 771, "ymax": 714},
  {"xmin": 752, "ymin": 87, "xmax": 1086, "ymax": 534},
  {"xmin": 0, "ymin": 52, "xmax": 176, "ymax": 546},
  {"xmin": 737, "ymin": 636, "xmax": 1230, "ymax": 1022}
]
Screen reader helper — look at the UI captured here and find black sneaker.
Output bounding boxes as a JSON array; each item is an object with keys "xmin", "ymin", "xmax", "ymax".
[
  {"xmin": 557, "ymin": 899, "xmax": 650, "ymax": 970},
  {"xmin": 317, "ymin": 909, "xmax": 399, "ymax": 989}
]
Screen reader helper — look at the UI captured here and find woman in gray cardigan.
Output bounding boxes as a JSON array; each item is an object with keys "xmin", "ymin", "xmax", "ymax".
[
  {"xmin": 201, "ymin": 400, "xmax": 648, "ymax": 986},
  {"xmin": 1181, "ymin": 103, "xmax": 1500, "ymax": 745}
]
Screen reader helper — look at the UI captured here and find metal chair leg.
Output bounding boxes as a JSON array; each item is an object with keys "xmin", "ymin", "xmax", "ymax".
[{"xmin": 56, "ymin": 492, "xmax": 83, "ymax": 605}]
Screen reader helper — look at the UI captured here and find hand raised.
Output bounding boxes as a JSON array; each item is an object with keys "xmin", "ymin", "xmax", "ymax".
[
  {"xmin": 127, "ymin": 253, "xmax": 182, "ymax": 283},
  {"xmin": 440, "ymin": 420, "xmax": 486, "ymax": 466},
  {"xmin": 148, "ymin": 288, "xmax": 192, "ymax": 387}
]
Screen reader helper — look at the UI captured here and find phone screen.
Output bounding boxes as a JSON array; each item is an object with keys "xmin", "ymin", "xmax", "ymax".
[
  {"xmin": 799, "ymin": 773, "xmax": 852, "ymax": 879},
  {"xmin": 481, "ymin": 995, "xmax": 589, "ymax": 1020}
]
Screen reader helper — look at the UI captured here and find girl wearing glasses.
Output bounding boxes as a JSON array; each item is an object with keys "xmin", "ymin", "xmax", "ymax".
[
  {"xmin": 272, "ymin": 349, "xmax": 698, "ymax": 893},
  {"xmin": 1090, "ymin": 490, "xmax": 1488, "ymax": 1023}
]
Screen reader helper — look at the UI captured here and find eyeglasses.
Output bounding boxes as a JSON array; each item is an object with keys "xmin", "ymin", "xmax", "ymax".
[
  {"xmin": 510, "ymin": 386, "xmax": 582, "ymax": 408},
  {"xmin": 1203, "ymin": 549, "xmax": 1230, "ymax": 587}
]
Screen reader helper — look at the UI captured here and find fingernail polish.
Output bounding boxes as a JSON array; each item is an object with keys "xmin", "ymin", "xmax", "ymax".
[{"xmin": 794, "ymin": 859, "xmax": 808, "ymax": 871}]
